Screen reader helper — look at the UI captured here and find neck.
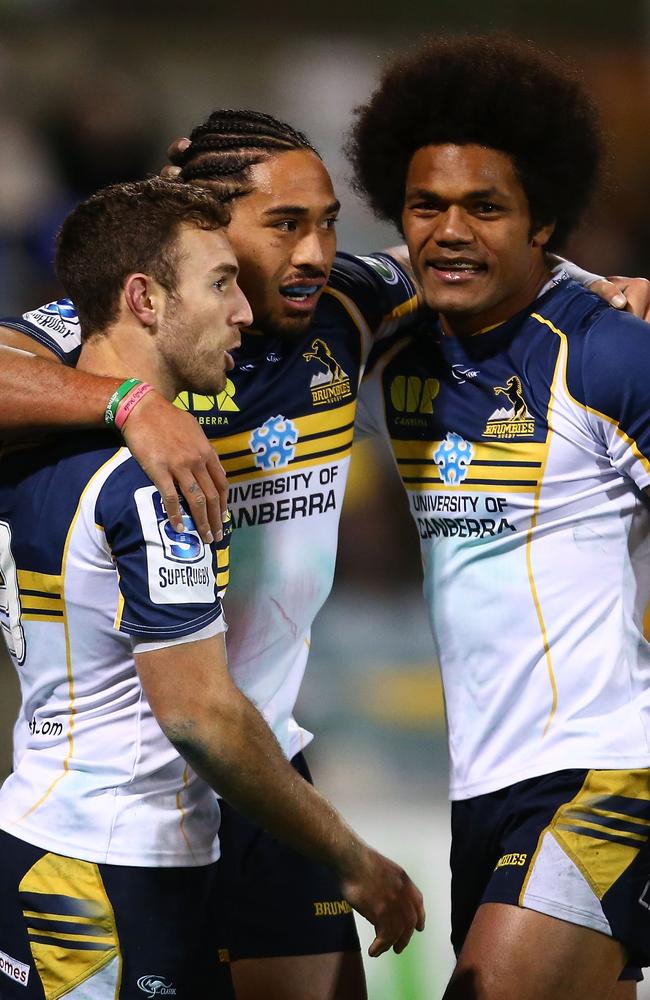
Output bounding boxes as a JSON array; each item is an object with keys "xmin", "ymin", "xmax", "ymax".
[{"xmin": 78, "ymin": 322, "xmax": 177, "ymax": 400}]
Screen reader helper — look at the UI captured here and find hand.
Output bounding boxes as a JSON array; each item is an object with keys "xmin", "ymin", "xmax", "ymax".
[
  {"xmin": 592, "ymin": 276, "xmax": 650, "ymax": 321},
  {"xmin": 160, "ymin": 137, "xmax": 191, "ymax": 180},
  {"xmin": 340, "ymin": 848, "xmax": 426, "ymax": 957},
  {"xmin": 121, "ymin": 390, "xmax": 227, "ymax": 542}
]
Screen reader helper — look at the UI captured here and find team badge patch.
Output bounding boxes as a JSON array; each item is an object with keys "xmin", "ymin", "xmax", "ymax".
[
  {"xmin": 250, "ymin": 415, "xmax": 298, "ymax": 470},
  {"xmin": 433, "ymin": 432, "xmax": 474, "ymax": 485},
  {"xmin": 303, "ymin": 339, "xmax": 352, "ymax": 406},
  {"xmin": 484, "ymin": 376, "xmax": 535, "ymax": 438},
  {"xmin": 134, "ymin": 487, "xmax": 216, "ymax": 605}
]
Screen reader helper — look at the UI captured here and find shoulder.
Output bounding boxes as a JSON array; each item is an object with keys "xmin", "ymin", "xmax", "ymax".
[
  {"xmin": 537, "ymin": 280, "xmax": 650, "ymax": 411},
  {"xmin": 0, "ymin": 298, "xmax": 81, "ymax": 365},
  {"xmin": 323, "ymin": 251, "xmax": 418, "ymax": 328}
]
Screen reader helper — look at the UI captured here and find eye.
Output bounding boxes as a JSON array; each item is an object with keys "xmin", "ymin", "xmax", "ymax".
[
  {"xmin": 474, "ymin": 202, "xmax": 501, "ymax": 216},
  {"xmin": 213, "ymin": 277, "xmax": 227, "ymax": 292},
  {"xmin": 408, "ymin": 200, "xmax": 440, "ymax": 216},
  {"xmin": 274, "ymin": 220, "xmax": 298, "ymax": 232},
  {"xmin": 323, "ymin": 216, "xmax": 338, "ymax": 230}
]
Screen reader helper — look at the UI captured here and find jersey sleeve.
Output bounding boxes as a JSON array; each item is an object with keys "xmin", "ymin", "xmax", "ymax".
[
  {"xmin": 0, "ymin": 298, "xmax": 82, "ymax": 366},
  {"xmin": 96, "ymin": 461, "xmax": 230, "ymax": 642},
  {"xmin": 570, "ymin": 309, "xmax": 650, "ymax": 491},
  {"xmin": 328, "ymin": 251, "xmax": 420, "ymax": 351}
]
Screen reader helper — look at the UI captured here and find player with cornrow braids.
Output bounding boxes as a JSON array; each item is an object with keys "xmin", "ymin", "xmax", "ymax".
[
  {"xmin": 0, "ymin": 101, "xmax": 647, "ymax": 1000},
  {"xmin": 0, "ymin": 106, "xmax": 428, "ymax": 1000}
]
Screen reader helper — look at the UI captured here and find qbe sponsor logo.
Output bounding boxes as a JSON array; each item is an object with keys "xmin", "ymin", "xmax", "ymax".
[
  {"xmin": 0, "ymin": 947, "xmax": 30, "ymax": 987},
  {"xmin": 134, "ymin": 486, "xmax": 215, "ymax": 606}
]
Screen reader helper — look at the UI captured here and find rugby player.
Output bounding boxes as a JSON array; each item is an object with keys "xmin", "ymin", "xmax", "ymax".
[
  {"xmin": 0, "ymin": 177, "xmax": 424, "ymax": 1000},
  {"xmin": 0, "ymin": 108, "xmax": 647, "ymax": 1000},
  {"xmin": 349, "ymin": 33, "xmax": 650, "ymax": 1000}
]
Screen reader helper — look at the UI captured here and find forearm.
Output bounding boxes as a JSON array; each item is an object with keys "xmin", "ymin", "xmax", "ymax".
[
  {"xmin": 0, "ymin": 348, "xmax": 119, "ymax": 435},
  {"xmin": 165, "ymin": 689, "xmax": 362, "ymax": 877}
]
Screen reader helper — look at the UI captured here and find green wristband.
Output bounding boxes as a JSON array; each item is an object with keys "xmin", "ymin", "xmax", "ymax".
[{"xmin": 104, "ymin": 378, "xmax": 143, "ymax": 427}]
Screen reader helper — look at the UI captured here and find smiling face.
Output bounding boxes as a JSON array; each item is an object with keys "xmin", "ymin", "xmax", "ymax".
[
  {"xmin": 223, "ymin": 149, "xmax": 339, "ymax": 336},
  {"xmin": 402, "ymin": 144, "xmax": 555, "ymax": 336},
  {"xmin": 158, "ymin": 224, "xmax": 252, "ymax": 394}
]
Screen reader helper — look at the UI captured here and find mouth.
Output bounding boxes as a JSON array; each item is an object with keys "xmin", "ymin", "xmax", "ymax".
[
  {"xmin": 279, "ymin": 279, "xmax": 325, "ymax": 312},
  {"xmin": 426, "ymin": 259, "xmax": 486, "ymax": 283},
  {"xmin": 224, "ymin": 336, "xmax": 241, "ymax": 371}
]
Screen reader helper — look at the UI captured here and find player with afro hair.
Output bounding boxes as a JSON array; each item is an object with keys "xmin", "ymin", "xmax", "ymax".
[{"xmin": 347, "ymin": 33, "xmax": 603, "ymax": 252}]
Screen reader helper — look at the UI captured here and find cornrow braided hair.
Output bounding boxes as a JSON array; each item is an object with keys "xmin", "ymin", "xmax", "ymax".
[{"xmin": 179, "ymin": 109, "xmax": 320, "ymax": 203}]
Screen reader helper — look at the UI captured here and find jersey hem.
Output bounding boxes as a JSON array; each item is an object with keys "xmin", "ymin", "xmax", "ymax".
[
  {"xmin": 0, "ymin": 822, "xmax": 220, "ymax": 868},
  {"xmin": 449, "ymin": 755, "xmax": 650, "ymax": 801}
]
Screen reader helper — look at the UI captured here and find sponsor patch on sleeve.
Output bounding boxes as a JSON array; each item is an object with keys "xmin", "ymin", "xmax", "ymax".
[
  {"xmin": 133, "ymin": 486, "xmax": 216, "ymax": 606},
  {"xmin": 21, "ymin": 298, "xmax": 82, "ymax": 359}
]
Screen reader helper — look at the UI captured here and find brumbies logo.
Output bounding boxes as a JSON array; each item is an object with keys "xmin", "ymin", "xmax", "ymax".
[
  {"xmin": 303, "ymin": 339, "xmax": 352, "ymax": 406},
  {"xmin": 484, "ymin": 376, "xmax": 534, "ymax": 438}
]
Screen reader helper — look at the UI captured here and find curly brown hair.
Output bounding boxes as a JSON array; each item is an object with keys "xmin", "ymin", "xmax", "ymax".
[
  {"xmin": 347, "ymin": 34, "xmax": 603, "ymax": 250},
  {"xmin": 56, "ymin": 177, "xmax": 230, "ymax": 336}
]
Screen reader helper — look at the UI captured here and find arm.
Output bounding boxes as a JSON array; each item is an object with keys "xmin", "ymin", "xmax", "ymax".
[
  {"xmin": 135, "ymin": 633, "xmax": 426, "ymax": 957},
  {"xmin": 0, "ymin": 327, "xmax": 227, "ymax": 541}
]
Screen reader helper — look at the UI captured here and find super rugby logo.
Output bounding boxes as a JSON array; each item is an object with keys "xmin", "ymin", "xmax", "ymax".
[
  {"xmin": 303, "ymin": 339, "xmax": 352, "ymax": 406},
  {"xmin": 152, "ymin": 494, "xmax": 204, "ymax": 564},
  {"xmin": 134, "ymin": 486, "xmax": 216, "ymax": 606},
  {"xmin": 23, "ymin": 298, "xmax": 80, "ymax": 340}
]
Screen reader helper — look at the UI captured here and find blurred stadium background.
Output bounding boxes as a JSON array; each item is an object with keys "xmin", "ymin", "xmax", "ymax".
[{"xmin": 1, "ymin": 1, "xmax": 650, "ymax": 995}]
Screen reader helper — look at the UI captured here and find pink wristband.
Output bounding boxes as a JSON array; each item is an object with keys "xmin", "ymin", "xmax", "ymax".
[{"xmin": 114, "ymin": 382, "xmax": 154, "ymax": 431}]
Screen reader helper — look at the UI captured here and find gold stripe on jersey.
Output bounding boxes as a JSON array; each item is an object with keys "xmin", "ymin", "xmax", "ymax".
[
  {"xmin": 19, "ymin": 853, "xmax": 120, "ymax": 1000},
  {"xmin": 532, "ymin": 311, "xmax": 650, "ymax": 476},
  {"xmin": 214, "ymin": 402, "xmax": 356, "ymax": 482},
  {"xmin": 520, "ymin": 771, "xmax": 650, "ymax": 906},
  {"xmin": 393, "ymin": 439, "xmax": 546, "ymax": 492},
  {"xmin": 384, "ymin": 293, "xmax": 419, "ymax": 322},
  {"xmin": 216, "ymin": 546, "xmax": 229, "ymax": 594},
  {"xmin": 17, "ymin": 570, "xmax": 64, "ymax": 622},
  {"xmin": 321, "ymin": 286, "xmax": 371, "ymax": 359},
  {"xmin": 15, "ymin": 452, "xmax": 128, "ymax": 825},
  {"xmin": 524, "ymin": 339, "xmax": 562, "ymax": 736}
]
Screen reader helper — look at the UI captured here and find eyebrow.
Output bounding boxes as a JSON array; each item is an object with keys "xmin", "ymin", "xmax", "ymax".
[
  {"xmin": 212, "ymin": 263, "xmax": 239, "ymax": 277},
  {"xmin": 262, "ymin": 200, "xmax": 341, "ymax": 217},
  {"xmin": 406, "ymin": 186, "xmax": 505, "ymax": 200}
]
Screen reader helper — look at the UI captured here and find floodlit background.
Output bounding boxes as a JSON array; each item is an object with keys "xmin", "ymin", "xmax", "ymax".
[{"xmin": 1, "ymin": 2, "xmax": 650, "ymax": 996}]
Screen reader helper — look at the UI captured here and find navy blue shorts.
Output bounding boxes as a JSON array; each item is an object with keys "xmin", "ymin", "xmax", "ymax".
[
  {"xmin": 210, "ymin": 751, "xmax": 361, "ymax": 962},
  {"xmin": 451, "ymin": 769, "xmax": 650, "ymax": 981},
  {"xmin": 0, "ymin": 828, "xmax": 235, "ymax": 998}
]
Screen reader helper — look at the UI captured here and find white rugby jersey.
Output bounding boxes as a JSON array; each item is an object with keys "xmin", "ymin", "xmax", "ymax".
[
  {"xmin": 2, "ymin": 253, "xmax": 419, "ymax": 759},
  {"xmin": 359, "ymin": 276, "xmax": 650, "ymax": 799},
  {"xmin": 0, "ymin": 436, "xmax": 229, "ymax": 865}
]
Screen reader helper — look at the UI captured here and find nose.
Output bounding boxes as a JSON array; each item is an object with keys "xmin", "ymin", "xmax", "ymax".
[
  {"xmin": 291, "ymin": 229, "xmax": 328, "ymax": 272},
  {"xmin": 232, "ymin": 282, "xmax": 253, "ymax": 328},
  {"xmin": 433, "ymin": 206, "xmax": 474, "ymax": 246}
]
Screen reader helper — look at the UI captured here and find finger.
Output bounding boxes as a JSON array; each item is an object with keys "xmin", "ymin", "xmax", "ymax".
[
  {"xmin": 160, "ymin": 485, "xmax": 185, "ymax": 535},
  {"xmin": 368, "ymin": 932, "xmax": 391, "ymax": 959},
  {"xmin": 589, "ymin": 278, "xmax": 626, "ymax": 310},
  {"xmin": 392, "ymin": 923, "xmax": 415, "ymax": 955},
  {"xmin": 160, "ymin": 164, "xmax": 182, "ymax": 180},
  {"xmin": 187, "ymin": 465, "xmax": 226, "ymax": 540},
  {"xmin": 176, "ymin": 474, "xmax": 218, "ymax": 543},
  {"xmin": 204, "ymin": 449, "xmax": 229, "ymax": 521},
  {"xmin": 167, "ymin": 136, "xmax": 191, "ymax": 165}
]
